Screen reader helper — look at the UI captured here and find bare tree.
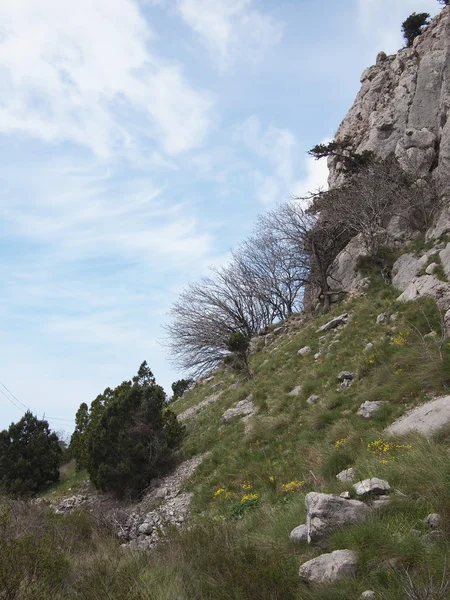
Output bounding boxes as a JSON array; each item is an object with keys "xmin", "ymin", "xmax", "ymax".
[
  {"xmin": 232, "ymin": 219, "xmax": 309, "ymax": 321},
  {"xmin": 260, "ymin": 201, "xmax": 350, "ymax": 311},
  {"xmin": 165, "ymin": 260, "xmax": 272, "ymax": 378}
]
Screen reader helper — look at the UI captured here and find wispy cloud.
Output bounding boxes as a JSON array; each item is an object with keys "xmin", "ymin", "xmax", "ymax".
[
  {"xmin": 232, "ymin": 116, "xmax": 298, "ymax": 205},
  {"xmin": 177, "ymin": 0, "xmax": 283, "ymax": 70},
  {"xmin": 0, "ymin": 0, "xmax": 213, "ymax": 157}
]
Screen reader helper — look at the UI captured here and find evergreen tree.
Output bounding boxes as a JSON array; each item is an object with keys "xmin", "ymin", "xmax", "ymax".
[
  {"xmin": 402, "ymin": 13, "xmax": 430, "ymax": 47},
  {"xmin": 69, "ymin": 402, "xmax": 90, "ymax": 470},
  {"xmin": 0, "ymin": 411, "xmax": 62, "ymax": 496},
  {"xmin": 83, "ymin": 362, "xmax": 185, "ymax": 498}
]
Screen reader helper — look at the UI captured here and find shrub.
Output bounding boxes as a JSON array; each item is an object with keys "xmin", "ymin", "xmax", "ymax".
[
  {"xmin": 170, "ymin": 378, "xmax": 193, "ymax": 401},
  {"xmin": 0, "ymin": 412, "xmax": 62, "ymax": 496}
]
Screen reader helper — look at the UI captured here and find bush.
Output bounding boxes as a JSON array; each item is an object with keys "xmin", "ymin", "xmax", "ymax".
[
  {"xmin": 78, "ymin": 362, "xmax": 185, "ymax": 499},
  {"xmin": 170, "ymin": 378, "xmax": 193, "ymax": 402},
  {"xmin": 0, "ymin": 412, "xmax": 62, "ymax": 496},
  {"xmin": 402, "ymin": 13, "xmax": 430, "ymax": 47},
  {"xmin": 227, "ymin": 332, "xmax": 251, "ymax": 378}
]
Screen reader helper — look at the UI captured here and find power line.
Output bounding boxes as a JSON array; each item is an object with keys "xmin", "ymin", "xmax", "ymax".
[
  {"xmin": 0, "ymin": 379, "xmax": 74, "ymax": 424},
  {"xmin": 0, "ymin": 380, "xmax": 28, "ymax": 411}
]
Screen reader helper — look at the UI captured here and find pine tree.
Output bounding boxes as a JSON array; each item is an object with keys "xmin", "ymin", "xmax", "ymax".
[{"xmin": 402, "ymin": 13, "xmax": 431, "ymax": 48}]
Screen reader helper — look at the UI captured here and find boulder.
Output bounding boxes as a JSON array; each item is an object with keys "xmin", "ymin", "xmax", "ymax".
[
  {"xmin": 298, "ymin": 346, "xmax": 312, "ymax": 356},
  {"xmin": 299, "ymin": 549, "xmax": 358, "ymax": 584},
  {"xmin": 289, "ymin": 524, "xmax": 308, "ymax": 544},
  {"xmin": 305, "ymin": 492, "xmax": 372, "ymax": 543},
  {"xmin": 316, "ymin": 313, "xmax": 349, "ymax": 333},
  {"xmin": 385, "ymin": 396, "xmax": 450, "ymax": 437},
  {"xmin": 336, "ymin": 468, "xmax": 356, "ymax": 483},
  {"xmin": 353, "ymin": 478, "xmax": 391, "ymax": 497},
  {"xmin": 357, "ymin": 401, "xmax": 388, "ymax": 419},
  {"xmin": 360, "ymin": 592, "xmax": 376, "ymax": 600},
  {"xmin": 221, "ymin": 396, "xmax": 255, "ymax": 423}
]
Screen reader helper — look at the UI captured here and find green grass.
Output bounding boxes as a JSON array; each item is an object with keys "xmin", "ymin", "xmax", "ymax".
[
  {"xmin": 4, "ymin": 279, "xmax": 450, "ymax": 599},
  {"xmin": 41, "ymin": 460, "xmax": 90, "ymax": 501}
]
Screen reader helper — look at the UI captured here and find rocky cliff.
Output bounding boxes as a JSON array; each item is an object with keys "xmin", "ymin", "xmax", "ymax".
[
  {"xmin": 326, "ymin": 7, "xmax": 450, "ymax": 322},
  {"xmin": 329, "ymin": 6, "xmax": 450, "ymax": 189}
]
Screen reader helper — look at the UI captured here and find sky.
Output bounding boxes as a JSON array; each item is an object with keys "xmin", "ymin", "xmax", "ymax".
[{"xmin": 0, "ymin": 0, "xmax": 442, "ymax": 435}]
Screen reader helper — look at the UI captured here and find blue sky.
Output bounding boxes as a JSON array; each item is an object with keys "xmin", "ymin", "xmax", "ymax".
[{"xmin": 0, "ymin": 0, "xmax": 441, "ymax": 434}]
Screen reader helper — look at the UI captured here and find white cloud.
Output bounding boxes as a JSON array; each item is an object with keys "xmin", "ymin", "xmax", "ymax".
[
  {"xmin": 357, "ymin": 0, "xmax": 441, "ymax": 55},
  {"xmin": 0, "ymin": 0, "xmax": 213, "ymax": 157},
  {"xmin": 233, "ymin": 115, "xmax": 298, "ymax": 205},
  {"xmin": 1, "ymin": 159, "xmax": 214, "ymax": 268},
  {"xmin": 177, "ymin": 0, "xmax": 283, "ymax": 70},
  {"xmin": 293, "ymin": 154, "xmax": 329, "ymax": 199}
]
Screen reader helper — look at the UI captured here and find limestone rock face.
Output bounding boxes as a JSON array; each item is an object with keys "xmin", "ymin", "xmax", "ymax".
[
  {"xmin": 305, "ymin": 492, "xmax": 372, "ymax": 543},
  {"xmin": 324, "ymin": 8, "xmax": 450, "ymax": 295},
  {"xmin": 299, "ymin": 549, "xmax": 358, "ymax": 584},
  {"xmin": 385, "ymin": 396, "xmax": 450, "ymax": 437},
  {"xmin": 328, "ymin": 8, "xmax": 450, "ymax": 188}
]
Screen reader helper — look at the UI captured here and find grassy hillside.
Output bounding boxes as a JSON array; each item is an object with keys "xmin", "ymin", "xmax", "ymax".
[{"xmin": 2, "ymin": 273, "xmax": 450, "ymax": 599}]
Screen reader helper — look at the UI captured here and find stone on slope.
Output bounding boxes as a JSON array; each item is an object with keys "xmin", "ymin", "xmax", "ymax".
[
  {"xmin": 317, "ymin": 313, "xmax": 349, "ymax": 333},
  {"xmin": 385, "ymin": 396, "xmax": 450, "ymax": 437},
  {"xmin": 306, "ymin": 492, "xmax": 372, "ymax": 543},
  {"xmin": 392, "ymin": 253, "xmax": 427, "ymax": 291},
  {"xmin": 221, "ymin": 395, "xmax": 255, "ymax": 423},
  {"xmin": 396, "ymin": 275, "xmax": 450, "ymax": 314},
  {"xmin": 336, "ymin": 468, "xmax": 356, "ymax": 483},
  {"xmin": 289, "ymin": 524, "xmax": 308, "ymax": 544},
  {"xmin": 178, "ymin": 392, "xmax": 222, "ymax": 422},
  {"xmin": 307, "ymin": 395, "xmax": 321, "ymax": 405},
  {"xmin": 288, "ymin": 386, "xmax": 302, "ymax": 397},
  {"xmin": 338, "ymin": 371, "xmax": 355, "ymax": 382},
  {"xmin": 299, "ymin": 549, "xmax": 358, "ymax": 584},
  {"xmin": 424, "ymin": 513, "xmax": 441, "ymax": 529},
  {"xmin": 357, "ymin": 401, "xmax": 388, "ymax": 419},
  {"xmin": 298, "ymin": 346, "xmax": 312, "ymax": 356},
  {"xmin": 353, "ymin": 478, "xmax": 391, "ymax": 497},
  {"xmin": 376, "ymin": 313, "xmax": 389, "ymax": 324},
  {"xmin": 360, "ymin": 592, "xmax": 376, "ymax": 600}
]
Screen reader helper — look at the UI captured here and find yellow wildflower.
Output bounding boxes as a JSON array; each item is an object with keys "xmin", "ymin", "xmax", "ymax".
[
  {"xmin": 241, "ymin": 493, "xmax": 259, "ymax": 503},
  {"xmin": 281, "ymin": 480, "xmax": 305, "ymax": 493}
]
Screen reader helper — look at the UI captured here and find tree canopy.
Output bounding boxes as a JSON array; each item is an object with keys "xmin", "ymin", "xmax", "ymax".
[
  {"xmin": 401, "ymin": 13, "xmax": 431, "ymax": 47},
  {"xmin": 70, "ymin": 362, "xmax": 184, "ymax": 498},
  {"xmin": 0, "ymin": 411, "xmax": 62, "ymax": 496}
]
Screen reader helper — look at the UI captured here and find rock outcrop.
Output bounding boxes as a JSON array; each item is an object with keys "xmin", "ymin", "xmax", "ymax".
[
  {"xmin": 305, "ymin": 492, "xmax": 372, "ymax": 543},
  {"xmin": 329, "ymin": 8, "xmax": 450, "ymax": 189},
  {"xmin": 385, "ymin": 395, "xmax": 450, "ymax": 437},
  {"xmin": 325, "ymin": 7, "xmax": 450, "ymax": 299}
]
